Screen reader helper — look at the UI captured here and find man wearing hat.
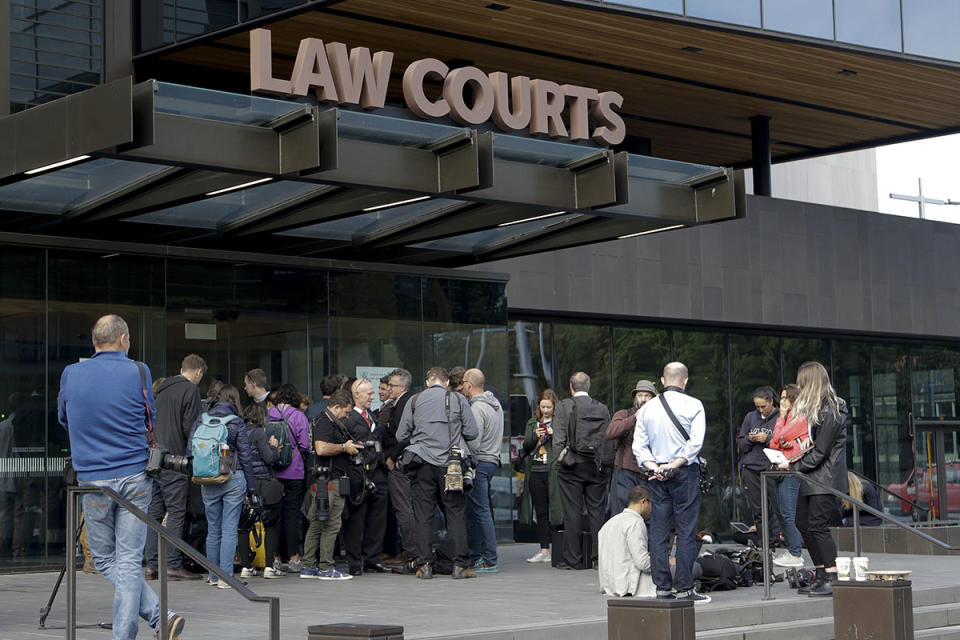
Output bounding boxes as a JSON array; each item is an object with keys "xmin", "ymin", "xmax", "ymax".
[{"xmin": 604, "ymin": 380, "xmax": 657, "ymax": 517}]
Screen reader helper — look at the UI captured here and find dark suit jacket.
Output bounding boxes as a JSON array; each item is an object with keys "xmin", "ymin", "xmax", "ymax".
[
  {"xmin": 382, "ymin": 391, "xmax": 412, "ymax": 464},
  {"xmin": 344, "ymin": 407, "xmax": 385, "ymax": 474}
]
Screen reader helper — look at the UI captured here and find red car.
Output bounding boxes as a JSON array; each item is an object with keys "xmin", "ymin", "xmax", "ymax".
[{"xmin": 886, "ymin": 462, "xmax": 960, "ymax": 520}]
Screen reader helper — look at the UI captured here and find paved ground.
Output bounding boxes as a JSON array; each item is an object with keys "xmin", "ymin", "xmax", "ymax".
[{"xmin": 2, "ymin": 543, "xmax": 959, "ymax": 640}]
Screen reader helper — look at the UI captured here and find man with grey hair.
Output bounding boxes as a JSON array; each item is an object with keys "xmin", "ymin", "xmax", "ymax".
[
  {"xmin": 553, "ymin": 371, "xmax": 613, "ymax": 570},
  {"xmin": 382, "ymin": 367, "xmax": 416, "ymax": 563},
  {"xmin": 58, "ymin": 315, "xmax": 185, "ymax": 639},
  {"xmin": 633, "ymin": 361, "xmax": 709, "ymax": 604}
]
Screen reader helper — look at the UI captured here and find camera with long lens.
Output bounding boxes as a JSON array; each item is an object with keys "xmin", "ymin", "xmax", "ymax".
[
  {"xmin": 146, "ymin": 446, "xmax": 191, "ymax": 478},
  {"xmin": 311, "ymin": 465, "xmax": 331, "ymax": 521},
  {"xmin": 445, "ymin": 446, "xmax": 465, "ymax": 493}
]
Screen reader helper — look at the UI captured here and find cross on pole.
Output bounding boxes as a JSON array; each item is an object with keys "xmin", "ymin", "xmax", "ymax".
[{"xmin": 890, "ymin": 177, "xmax": 960, "ymax": 219}]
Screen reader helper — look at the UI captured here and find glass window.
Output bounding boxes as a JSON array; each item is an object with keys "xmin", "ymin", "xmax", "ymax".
[
  {"xmin": 763, "ymin": 0, "xmax": 834, "ymax": 39},
  {"xmin": 872, "ymin": 345, "xmax": 914, "ymax": 492},
  {"xmin": 782, "ymin": 337, "xmax": 830, "ymax": 385},
  {"xmin": 832, "ymin": 340, "xmax": 877, "ymax": 481},
  {"xmin": 729, "ymin": 334, "xmax": 781, "ymax": 429},
  {"xmin": 686, "ymin": 0, "xmax": 761, "ymax": 28},
  {"xmin": 673, "ymin": 330, "xmax": 734, "ymax": 531},
  {"xmin": 604, "ymin": 0, "xmax": 682, "ymax": 15},
  {"xmin": 612, "ymin": 327, "xmax": 671, "ymax": 411},
  {"xmin": 904, "ymin": 2, "xmax": 960, "ymax": 63},
  {"xmin": 911, "ymin": 347, "xmax": 960, "ymax": 419},
  {"xmin": 835, "ymin": 0, "xmax": 902, "ymax": 51},
  {"xmin": 509, "ymin": 320, "xmax": 555, "ymax": 430},
  {"xmin": 552, "ymin": 323, "xmax": 613, "ymax": 410}
]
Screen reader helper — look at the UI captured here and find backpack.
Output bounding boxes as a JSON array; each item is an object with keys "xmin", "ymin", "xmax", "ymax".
[
  {"xmin": 697, "ymin": 555, "xmax": 739, "ymax": 592},
  {"xmin": 265, "ymin": 410, "xmax": 294, "ymax": 470},
  {"xmin": 570, "ymin": 397, "xmax": 614, "ymax": 465},
  {"xmin": 191, "ymin": 412, "xmax": 236, "ymax": 485}
]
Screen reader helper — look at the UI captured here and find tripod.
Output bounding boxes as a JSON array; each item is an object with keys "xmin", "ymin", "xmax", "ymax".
[{"xmin": 38, "ymin": 515, "xmax": 111, "ymax": 630}]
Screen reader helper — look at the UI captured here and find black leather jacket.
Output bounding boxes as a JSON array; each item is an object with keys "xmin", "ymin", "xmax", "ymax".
[{"xmin": 794, "ymin": 400, "xmax": 849, "ymax": 497}]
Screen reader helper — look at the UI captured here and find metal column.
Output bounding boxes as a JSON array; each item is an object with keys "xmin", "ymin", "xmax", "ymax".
[{"xmin": 750, "ymin": 115, "xmax": 772, "ymax": 197}]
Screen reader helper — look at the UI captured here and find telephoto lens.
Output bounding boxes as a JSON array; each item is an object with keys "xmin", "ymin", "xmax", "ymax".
[
  {"xmin": 315, "ymin": 484, "xmax": 330, "ymax": 521},
  {"xmin": 162, "ymin": 453, "xmax": 191, "ymax": 474}
]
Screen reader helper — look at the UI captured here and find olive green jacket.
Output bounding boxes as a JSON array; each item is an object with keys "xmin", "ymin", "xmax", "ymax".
[{"xmin": 518, "ymin": 416, "xmax": 564, "ymax": 526}]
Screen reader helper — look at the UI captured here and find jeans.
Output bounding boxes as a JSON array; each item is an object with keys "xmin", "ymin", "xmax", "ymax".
[
  {"xmin": 144, "ymin": 470, "xmax": 189, "ymax": 570},
  {"xmin": 201, "ymin": 472, "xmax": 246, "ymax": 581},
  {"xmin": 777, "ymin": 475, "xmax": 803, "ymax": 556},
  {"xmin": 80, "ymin": 471, "xmax": 168, "ymax": 640},
  {"xmin": 648, "ymin": 464, "xmax": 701, "ymax": 593},
  {"xmin": 609, "ymin": 468, "xmax": 648, "ymax": 518},
  {"xmin": 466, "ymin": 461, "xmax": 499, "ymax": 565}
]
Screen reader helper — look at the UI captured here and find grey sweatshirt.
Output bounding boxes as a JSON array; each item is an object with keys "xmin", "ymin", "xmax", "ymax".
[{"xmin": 468, "ymin": 391, "xmax": 504, "ymax": 466}]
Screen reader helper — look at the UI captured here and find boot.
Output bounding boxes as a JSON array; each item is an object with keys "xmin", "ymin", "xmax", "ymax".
[
  {"xmin": 415, "ymin": 563, "xmax": 434, "ymax": 580},
  {"xmin": 808, "ymin": 569, "xmax": 834, "ymax": 597},
  {"xmin": 79, "ymin": 520, "xmax": 98, "ymax": 574}
]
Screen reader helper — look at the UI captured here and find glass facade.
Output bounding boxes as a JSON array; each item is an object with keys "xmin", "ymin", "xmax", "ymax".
[
  {"xmin": 9, "ymin": 0, "xmax": 102, "ymax": 112},
  {"xmin": 509, "ymin": 315, "xmax": 960, "ymax": 532},
  {"xmin": 0, "ymin": 245, "xmax": 507, "ymax": 571}
]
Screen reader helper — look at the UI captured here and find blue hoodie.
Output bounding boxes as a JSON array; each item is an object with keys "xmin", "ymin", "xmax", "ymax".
[{"xmin": 58, "ymin": 351, "xmax": 155, "ymax": 482}]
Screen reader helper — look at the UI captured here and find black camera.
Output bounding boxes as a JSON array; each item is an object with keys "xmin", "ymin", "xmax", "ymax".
[
  {"xmin": 361, "ymin": 440, "xmax": 382, "ymax": 454},
  {"xmin": 146, "ymin": 446, "xmax": 190, "ymax": 478},
  {"xmin": 785, "ymin": 567, "xmax": 817, "ymax": 589}
]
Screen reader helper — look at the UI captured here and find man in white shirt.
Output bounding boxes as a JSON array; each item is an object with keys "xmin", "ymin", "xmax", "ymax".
[
  {"xmin": 599, "ymin": 485, "xmax": 654, "ymax": 598},
  {"xmin": 633, "ymin": 362, "xmax": 710, "ymax": 604}
]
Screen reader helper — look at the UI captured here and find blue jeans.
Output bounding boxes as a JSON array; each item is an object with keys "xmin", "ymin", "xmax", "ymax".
[
  {"xmin": 80, "ymin": 471, "xmax": 168, "ymax": 640},
  {"xmin": 648, "ymin": 464, "xmax": 701, "ymax": 593},
  {"xmin": 609, "ymin": 468, "xmax": 648, "ymax": 518},
  {"xmin": 466, "ymin": 461, "xmax": 498, "ymax": 565},
  {"xmin": 777, "ymin": 475, "xmax": 803, "ymax": 556},
  {"xmin": 201, "ymin": 472, "xmax": 246, "ymax": 581}
]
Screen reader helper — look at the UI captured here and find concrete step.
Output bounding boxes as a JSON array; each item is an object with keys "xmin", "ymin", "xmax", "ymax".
[{"xmin": 917, "ymin": 625, "xmax": 960, "ymax": 640}]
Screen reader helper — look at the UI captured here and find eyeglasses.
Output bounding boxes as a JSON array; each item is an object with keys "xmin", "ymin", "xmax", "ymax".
[{"xmin": 387, "ymin": 383, "xmax": 405, "ymax": 388}]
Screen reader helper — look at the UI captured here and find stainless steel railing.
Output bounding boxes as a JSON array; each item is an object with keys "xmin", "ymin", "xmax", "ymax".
[
  {"xmin": 66, "ymin": 485, "xmax": 280, "ymax": 640},
  {"xmin": 759, "ymin": 470, "xmax": 959, "ymax": 601}
]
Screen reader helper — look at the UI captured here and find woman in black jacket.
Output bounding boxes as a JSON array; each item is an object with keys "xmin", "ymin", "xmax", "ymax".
[
  {"xmin": 780, "ymin": 361, "xmax": 848, "ymax": 597},
  {"xmin": 735, "ymin": 385, "xmax": 783, "ymax": 547},
  {"xmin": 238, "ymin": 402, "xmax": 285, "ymax": 579}
]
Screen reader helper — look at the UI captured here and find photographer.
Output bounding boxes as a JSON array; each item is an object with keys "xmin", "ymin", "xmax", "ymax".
[
  {"xmin": 396, "ymin": 367, "xmax": 480, "ymax": 580},
  {"xmin": 57, "ymin": 314, "xmax": 185, "ymax": 639},
  {"xmin": 299, "ymin": 389, "xmax": 356, "ymax": 581},
  {"xmin": 342, "ymin": 378, "xmax": 389, "ymax": 576}
]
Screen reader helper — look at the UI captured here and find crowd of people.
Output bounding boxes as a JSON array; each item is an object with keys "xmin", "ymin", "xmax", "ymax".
[{"xmin": 57, "ymin": 313, "xmax": 860, "ymax": 640}]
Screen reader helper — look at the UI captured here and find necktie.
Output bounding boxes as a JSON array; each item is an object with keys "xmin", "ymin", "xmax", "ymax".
[{"xmin": 363, "ymin": 410, "xmax": 370, "ymax": 425}]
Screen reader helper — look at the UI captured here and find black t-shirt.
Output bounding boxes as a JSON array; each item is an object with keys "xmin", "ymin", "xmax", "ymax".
[{"xmin": 311, "ymin": 412, "xmax": 352, "ymax": 477}]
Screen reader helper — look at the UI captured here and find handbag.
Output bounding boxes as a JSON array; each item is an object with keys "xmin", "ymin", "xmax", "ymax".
[
  {"xmin": 657, "ymin": 393, "xmax": 714, "ymax": 493},
  {"xmin": 256, "ymin": 476, "xmax": 284, "ymax": 505}
]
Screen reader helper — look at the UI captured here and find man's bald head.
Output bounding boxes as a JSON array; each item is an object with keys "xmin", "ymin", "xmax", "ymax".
[
  {"xmin": 569, "ymin": 371, "xmax": 590, "ymax": 393},
  {"xmin": 464, "ymin": 368, "xmax": 484, "ymax": 388},
  {"xmin": 662, "ymin": 362, "xmax": 689, "ymax": 389}
]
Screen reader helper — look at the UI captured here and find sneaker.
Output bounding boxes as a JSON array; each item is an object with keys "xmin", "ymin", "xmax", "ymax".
[
  {"xmin": 526, "ymin": 550, "xmax": 551, "ymax": 563},
  {"xmin": 271, "ymin": 559, "xmax": 286, "ymax": 575},
  {"xmin": 282, "ymin": 559, "xmax": 303, "ymax": 573},
  {"xmin": 473, "ymin": 559, "xmax": 499, "ymax": 573},
  {"xmin": 318, "ymin": 568, "xmax": 354, "ymax": 581},
  {"xmin": 675, "ymin": 589, "xmax": 711, "ymax": 604},
  {"xmin": 156, "ymin": 613, "xmax": 185, "ymax": 640},
  {"xmin": 452, "ymin": 566, "xmax": 477, "ymax": 579},
  {"xmin": 205, "ymin": 578, "xmax": 218, "ymax": 587},
  {"xmin": 240, "ymin": 567, "xmax": 261, "ymax": 578},
  {"xmin": 300, "ymin": 567, "xmax": 321, "ymax": 579},
  {"xmin": 772, "ymin": 550, "xmax": 804, "ymax": 568},
  {"xmin": 416, "ymin": 563, "xmax": 434, "ymax": 580},
  {"xmin": 217, "ymin": 578, "xmax": 248, "ymax": 590},
  {"xmin": 263, "ymin": 567, "xmax": 284, "ymax": 579}
]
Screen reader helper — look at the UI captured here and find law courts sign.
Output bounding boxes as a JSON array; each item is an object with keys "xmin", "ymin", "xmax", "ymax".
[{"xmin": 250, "ymin": 28, "xmax": 625, "ymax": 145}]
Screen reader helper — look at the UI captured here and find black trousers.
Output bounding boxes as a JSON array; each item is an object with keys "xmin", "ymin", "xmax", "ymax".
[
  {"xmin": 145, "ymin": 470, "xmax": 189, "ymax": 570},
  {"xmin": 408, "ymin": 463, "xmax": 469, "ymax": 568},
  {"xmin": 741, "ymin": 467, "xmax": 784, "ymax": 543},
  {"xmin": 278, "ymin": 478, "xmax": 304, "ymax": 560},
  {"xmin": 238, "ymin": 504, "xmax": 280, "ymax": 569},
  {"xmin": 557, "ymin": 462, "xmax": 609, "ymax": 569},
  {"xmin": 343, "ymin": 469, "xmax": 389, "ymax": 570},
  {"xmin": 528, "ymin": 470, "xmax": 552, "ymax": 549},
  {"xmin": 796, "ymin": 493, "xmax": 839, "ymax": 567}
]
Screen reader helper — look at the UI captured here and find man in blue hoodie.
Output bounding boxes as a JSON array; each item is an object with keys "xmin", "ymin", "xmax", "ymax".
[{"xmin": 58, "ymin": 315, "xmax": 185, "ymax": 640}]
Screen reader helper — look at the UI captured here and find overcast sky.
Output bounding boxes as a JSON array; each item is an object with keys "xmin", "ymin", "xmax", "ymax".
[{"xmin": 876, "ymin": 133, "xmax": 960, "ymax": 223}]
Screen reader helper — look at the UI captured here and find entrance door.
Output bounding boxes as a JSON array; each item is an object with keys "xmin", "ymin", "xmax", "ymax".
[{"xmin": 910, "ymin": 418, "xmax": 960, "ymax": 521}]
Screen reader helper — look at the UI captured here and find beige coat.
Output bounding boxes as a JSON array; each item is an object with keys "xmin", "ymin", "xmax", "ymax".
[{"xmin": 598, "ymin": 509, "xmax": 655, "ymax": 598}]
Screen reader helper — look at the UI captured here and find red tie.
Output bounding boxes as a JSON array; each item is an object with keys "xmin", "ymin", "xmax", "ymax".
[{"xmin": 363, "ymin": 410, "xmax": 370, "ymax": 425}]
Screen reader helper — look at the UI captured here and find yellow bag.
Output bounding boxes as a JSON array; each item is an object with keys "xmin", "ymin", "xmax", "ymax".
[{"xmin": 249, "ymin": 522, "xmax": 265, "ymax": 569}]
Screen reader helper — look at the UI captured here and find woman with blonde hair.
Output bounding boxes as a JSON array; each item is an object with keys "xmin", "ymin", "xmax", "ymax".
[
  {"xmin": 779, "ymin": 361, "xmax": 848, "ymax": 597},
  {"xmin": 841, "ymin": 471, "xmax": 883, "ymax": 527}
]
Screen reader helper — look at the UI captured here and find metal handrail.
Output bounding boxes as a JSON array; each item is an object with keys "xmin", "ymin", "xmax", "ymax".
[
  {"xmin": 759, "ymin": 470, "xmax": 960, "ymax": 601},
  {"xmin": 66, "ymin": 485, "xmax": 280, "ymax": 640},
  {"xmin": 851, "ymin": 469, "xmax": 931, "ymax": 517}
]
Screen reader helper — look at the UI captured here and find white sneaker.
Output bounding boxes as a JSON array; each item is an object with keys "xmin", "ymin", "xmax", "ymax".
[
  {"xmin": 263, "ymin": 567, "xmax": 284, "ymax": 579},
  {"xmin": 772, "ymin": 550, "xmax": 804, "ymax": 568},
  {"xmin": 240, "ymin": 567, "xmax": 261, "ymax": 578},
  {"xmin": 526, "ymin": 551, "xmax": 551, "ymax": 563}
]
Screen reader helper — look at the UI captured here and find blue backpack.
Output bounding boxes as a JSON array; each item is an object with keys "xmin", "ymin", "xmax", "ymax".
[{"xmin": 191, "ymin": 412, "xmax": 236, "ymax": 485}]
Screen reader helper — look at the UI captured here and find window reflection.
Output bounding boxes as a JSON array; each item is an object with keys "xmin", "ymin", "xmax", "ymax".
[
  {"xmin": 612, "ymin": 327, "xmax": 670, "ymax": 410},
  {"xmin": 763, "ymin": 0, "xmax": 834, "ymax": 39},
  {"xmin": 687, "ymin": 0, "xmax": 761, "ymax": 28},
  {"xmin": 903, "ymin": 1, "xmax": 960, "ymax": 62},
  {"xmin": 832, "ymin": 341, "xmax": 876, "ymax": 481},
  {"xmin": 872, "ymin": 345, "xmax": 914, "ymax": 491},
  {"xmin": 553, "ymin": 323, "xmax": 613, "ymax": 409},
  {"xmin": 835, "ymin": 0, "xmax": 902, "ymax": 51}
]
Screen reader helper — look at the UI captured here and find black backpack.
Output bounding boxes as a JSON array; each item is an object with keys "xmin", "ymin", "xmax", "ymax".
[{"xmin": 570, "ymin": 397, "xmax": 614, "ymax": 465}]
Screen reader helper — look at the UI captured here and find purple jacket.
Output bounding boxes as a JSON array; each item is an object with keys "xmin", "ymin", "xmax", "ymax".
[{"xmin": 270, "ymin": 405, "xmax": 310, "ymax": 480}]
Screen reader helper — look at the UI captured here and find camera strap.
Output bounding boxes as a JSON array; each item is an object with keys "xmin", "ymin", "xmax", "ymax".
[
  {"xmin": 135, "ymin": 362, "xmax": 157, "ymax": 448},
  {"xmin": 444, "ymin": 389, "xmax": 455, "ymax": 459}
]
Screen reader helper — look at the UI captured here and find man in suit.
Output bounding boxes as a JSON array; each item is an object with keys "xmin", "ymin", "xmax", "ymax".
[
  {"xmin": 382, "ymin": 368, "xmax": 416, "ymax": 563},
  {"xmin": 341, "ymin": 378, "xmax": 389, "ymax": 575}
]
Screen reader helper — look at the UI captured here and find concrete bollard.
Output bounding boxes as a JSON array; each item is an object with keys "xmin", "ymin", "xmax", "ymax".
[
  {"xmin": 607, "ymin": 598, "xmax": 695, "ymax": 640},
  {"xmin": 833, "ymin": 580, "xmax": 914, "ymax": 640},
  {"xmin": 308, "ymin": 624, "xmax": 404, "ymax": 640}
]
